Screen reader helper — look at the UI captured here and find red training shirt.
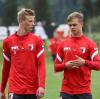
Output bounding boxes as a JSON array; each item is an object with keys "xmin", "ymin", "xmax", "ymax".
[
  {"xmin": 1, "ymin": 32, "xmax": 46, "ymax": 94},
  {"xmin": 55, "ymin": 35, "xmax": 100, "ymax": 94}
]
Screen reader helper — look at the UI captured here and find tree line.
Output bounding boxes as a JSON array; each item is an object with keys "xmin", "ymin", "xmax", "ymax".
[{"xmin": 0, "ymin": 0, "xmax": 100, "ymax": 27}]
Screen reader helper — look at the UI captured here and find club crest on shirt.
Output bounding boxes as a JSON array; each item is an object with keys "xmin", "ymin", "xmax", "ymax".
[
  {"xmin": 28, "ymin": 43, "xmax": 34, "ymax": 51},
  {"xmin": 64, "ymin": 47, "xmax": 71, "ymax": 51},
  {"xmin": 11, "ymin": 46, "xmax": 19, "ymax": 54},
  {"xmin": 80, "ymin": 47, "xmax": 86, "ymax": 53}
]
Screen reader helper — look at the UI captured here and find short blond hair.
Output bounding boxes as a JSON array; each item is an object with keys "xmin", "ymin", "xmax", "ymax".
[
  {"xmin": 67, "ymin": 12, "xmax": 84, "ymax": 23},
  {"xmin": 17, "ymin": 8, "xmax": 35, "ymax": 23}
]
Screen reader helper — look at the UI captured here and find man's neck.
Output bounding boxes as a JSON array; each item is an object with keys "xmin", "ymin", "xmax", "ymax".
[
  {"xmin": 17, "ymin": 28, "xmax": 28, "ymax": 36},
  {"xmin": 72, "ymin": 32, "xmax": 83, "ymax": 37}
]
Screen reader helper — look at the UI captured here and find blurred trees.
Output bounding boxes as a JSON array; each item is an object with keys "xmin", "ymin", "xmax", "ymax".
[
  {"xmin": 17, "ymin": 0, "xmax": 35, "ymax": 10},
  {"xmin": 0, "ymin": 0, "xmax": 51, "ymax": 26},
  {"xmin": 2, "ymin": 0, "xmax": 17, "ymax": 26},
  {"xmin": 82, "ymin": 0, "xmax": 100, "ymax": 20},
  {"xmin": 0, "ymin": 0, "xmax": 100, "ymax": 31},
  {"xmin": 34, "ymin": 0, "xmax": 52, "ymax": 38},
  {"xmin": 81, "ymin": 0, "xmax": 100, "ymax": 32},
  {"xmin": 34, "ymin": 0, "xmax": 51, "ymax": 24},
  {"xmin": 95, "ymin": 0, "xmax": 100, "ymax": 16},
  {"xmin": 82, "ymin": 0, "xmax": 94, "ymax": 21}
]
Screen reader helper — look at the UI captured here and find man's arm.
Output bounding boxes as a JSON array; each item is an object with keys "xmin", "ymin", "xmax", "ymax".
[
  {"xmin": 37, "ymin": 49, "xmax": 46, "ymax": 88},
  {"xmin": 36, "ymin": 38, "xmax": 46, "ymax": 98},
  {"xmin": 67, "ymin": 55, "xmax": 100, "ymax": 70},
  {"xmin": 85, "ymin": 57, "xmax": 100, "ymax": 70},
  {"xmin": 70, "ymin": 42, "xmax": 100, "ymax": 70},
  {"xmin": 0, "ymin": 40, "xmax": 11, "ymax": 98},
  {"xmin": 1, "ymin": 59, "xmax": 10, "ymax": 93},
  {"xmin": 54, "ymin": 53, "xmax": 66, "ymax": 72},
  {"xmin": 85, "ymin": 41, "xmax": 100, "ymax": 70},
  {"xmin": 54, "ymin": 43, "xmax": 67, "ymax": 72}
]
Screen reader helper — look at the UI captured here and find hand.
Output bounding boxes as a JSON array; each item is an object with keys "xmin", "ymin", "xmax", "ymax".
[
  {"xmin": 65, "ymin": 55, "xmax": 85, "ymax": 69},
  {"xmin": 65, "ymin": 61, "xmax": 79, "ymax": 69},
  {"xmin": 72, "ymin": 55, "xmax": 85, "ymax": 67},
  {"xmin": 0, "ymin": 92, "xmax": 6, "ymax": 99},
  {"xmin": 36, "ymin": 87, "xmax": 45, "ymax": 99}
]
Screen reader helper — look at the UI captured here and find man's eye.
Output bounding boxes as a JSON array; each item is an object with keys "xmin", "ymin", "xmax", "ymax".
[{"xmin": 69, "ymin": 24, "xmax": 77, "ymax": 26}]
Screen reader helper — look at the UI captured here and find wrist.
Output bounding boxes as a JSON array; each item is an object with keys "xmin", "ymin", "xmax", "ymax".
[
  {"xmin": 84, "ymin": 60, "xmax": 88, "ymax": 65},
  {"xmin": 83, "ymin": 59, "xmax": 85, "ymax": 65},
  {"xmin": 64, "ymin": 62, "xmax": 71, "ymax": 69}
]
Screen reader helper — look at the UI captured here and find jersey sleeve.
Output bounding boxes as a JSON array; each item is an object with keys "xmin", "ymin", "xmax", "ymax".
[
  {"xmin": 1, "ymin": 39, "xmax": 11, "ymax": 93},
  {"xmin": 36, "ymin": 38, "xmax": 46, "ymax": 88},
  {"xmin": 54, "ymin": 43, "xmax": 66, "ymax": 72},
  {"xmin": 85, "ymin": 41, "xmax": 100, "ymax": 70}
]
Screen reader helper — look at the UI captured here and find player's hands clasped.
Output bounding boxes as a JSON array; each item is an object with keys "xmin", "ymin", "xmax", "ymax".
[{"xmin": 65, "ymin": 55, "xmax": 85, "ymax": 69}]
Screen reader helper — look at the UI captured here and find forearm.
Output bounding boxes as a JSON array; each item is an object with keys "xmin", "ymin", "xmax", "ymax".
[
  {"xmin": 54, "ymin": 63, "xmax": 66, "ymax": 72},
  {"xmin": 38, "ymin": 66, "xmax": 46, "ymax": 88},
  {"xmin": 1, "ymin": 60, "xmax": 10, "ymax": 93},
  {"xmin": 38, "ymin": 53, "xmax": 46, "ymax": 88},
  {"xmin": 54, "ymin": 58, "xmax": 66, "ymax": 72},
  {"xmin": 85, "ymin": 60, "xmax": 100, "ymax": 70}
]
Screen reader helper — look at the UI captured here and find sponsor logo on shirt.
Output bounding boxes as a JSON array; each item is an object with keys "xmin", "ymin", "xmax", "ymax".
[
  {"xmin": 11, "ymin": 46, "xmax": 19, "ymax": 54},
  {"xmin": 64, "ymin": 47, "xmax": 70, "ymax": 51}
]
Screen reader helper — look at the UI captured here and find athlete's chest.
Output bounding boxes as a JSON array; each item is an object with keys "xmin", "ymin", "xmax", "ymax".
[
  {"xmin": 9, "ymin": 37, "xmax": 37, "ymax": 54},
  {"xmin": 63, "ymin": 39, "xmax": 89, "ymax": 59}
]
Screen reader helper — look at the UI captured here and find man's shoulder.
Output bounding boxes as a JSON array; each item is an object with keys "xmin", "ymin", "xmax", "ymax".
[
  {"xmin": 3, "ymin": 33, "xmax": 15, "ymax": 43},
  {"xmin": 31, "ymin": 33, "xmax": 43, "ymax": 42},
  {"xmin": 83, "ymin": 35, "xmax": 95, "ymax": 44},
  {"xmin": 62, "ymin": 37, "xmax": 71, "ymax": 43},
  {"xmin": 58, "ymin": 39, "xmax": 69, "ymax": 47}
]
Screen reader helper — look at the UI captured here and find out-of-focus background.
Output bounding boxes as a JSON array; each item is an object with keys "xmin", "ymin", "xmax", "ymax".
[
  {"xmin": 0, "ymin": 0, "xmax": 100, "ymax": 99},
  {"xmin": 0, "ymin": 0, "xmax": 100, "ymax": 38}
]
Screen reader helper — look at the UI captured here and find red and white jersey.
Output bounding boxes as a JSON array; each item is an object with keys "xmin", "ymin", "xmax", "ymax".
[
  {"xmin": 1, "ymin": 32, "xmax": 46, "ymax": 94},
  {"xmin": 54, "ymin": 35, "xmax": 100, "ymax": 94}
]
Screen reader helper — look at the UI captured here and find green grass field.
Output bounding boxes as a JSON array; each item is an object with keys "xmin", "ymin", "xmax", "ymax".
[{"xmin": 0, "ymin": 34, "xmax": 100, "ymax": 99}]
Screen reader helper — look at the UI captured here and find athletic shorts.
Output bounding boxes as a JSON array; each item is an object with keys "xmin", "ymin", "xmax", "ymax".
[
  {"xmin": 8, "ymin": 93, "xmax": 37, "ymax": 99},
  {"xmin": 59, "ymin": 92, "xmax": 92, "ymax": 99}
]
